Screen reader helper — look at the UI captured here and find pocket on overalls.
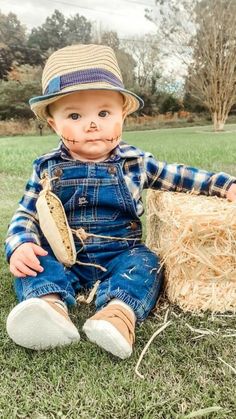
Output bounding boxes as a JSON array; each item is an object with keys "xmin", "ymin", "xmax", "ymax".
[
  {"xmin": 94, "ymin": 178, "xmax": 126, "ymax": 221},
  {"xmin": 54, "ymin": 178, "xmax": 125, "ymax": 223}
]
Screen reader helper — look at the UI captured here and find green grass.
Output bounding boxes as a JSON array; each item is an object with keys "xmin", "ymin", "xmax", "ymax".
[{"xmin": 1, "ymin": 126, "xmax": 236, "ymax": 418}]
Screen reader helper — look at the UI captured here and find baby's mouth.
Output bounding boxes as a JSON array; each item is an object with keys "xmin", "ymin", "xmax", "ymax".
[
  {"xmin": 86, "ymin": 138, "xmax": 103, "ymax": 142},
  {"xmin": 62, "ymin": 135, "xmax": 121, "ymax": 144}
]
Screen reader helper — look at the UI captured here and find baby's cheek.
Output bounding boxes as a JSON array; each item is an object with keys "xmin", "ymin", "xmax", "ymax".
[
  {"xmin": 112, "ymin": 122, "xmax": 122, "ymax": 138},
  {"xmin": 61, "ymin": 126, "xmax": 75, "ymax": 141}
]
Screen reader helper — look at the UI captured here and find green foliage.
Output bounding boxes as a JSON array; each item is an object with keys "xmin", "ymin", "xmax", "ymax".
[
  {"xmin": 101, "ymin": 30, "xmax": 120, "ymax": 50},
  {"xmin": 65, "ymin": 14, "xmax": 92, "ymax": 45},
  {"xmin": 27, "ymin": 10, "xmax": 92, "ymax": 55},
  {"xmin": 183, "ymin": 92, "xmax": 208, "ymax": 113},
  {"xmin": 134, "ymin": 91, "xmax": 182, "ymax": 116},
  {"xmin": 0, "ymin": 11, "xmax": 28, "ymax": 78},
  {"xmin": 0, "ymin": 45, "xmax": 12, "ymax": 80},
  {"xmin": 0, "ymin": 12, "xmax": 26, "ymax": 49},
  {"xmin": 0, "ymin": 79, "xmax": 41, "ymax": 119},
  {"xmin": 136, "ymin": 91, "xmax": 157, "ymax": 115},
  {"xmin": 0, "ymin": 8, "xmax": 95, "ymax": 120},
  {"xmin": 28, "ymin": 10, "xmax": 66, "ymax": 52},
  {"xmin": 159, "ymin": 94, "xmax": 182, "ymax": 114},
  {"xmin": 0, "ymin": 9, "xmax": 93, "ymax": 72}
]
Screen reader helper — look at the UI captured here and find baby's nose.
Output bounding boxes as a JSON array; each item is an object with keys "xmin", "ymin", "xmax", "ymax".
[{"xmin": 86, "ymin": 120, "xmax": 99, "ymax": 132}]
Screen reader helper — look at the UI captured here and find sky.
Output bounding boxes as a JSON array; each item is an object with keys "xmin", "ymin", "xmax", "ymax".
[
  {"xmin": 0, "ymin": 0, "xmax": 186, "ymax": 81},
  {"xmin": 0, "ymin": 0, "xmax": 157, "ymax": 37}
]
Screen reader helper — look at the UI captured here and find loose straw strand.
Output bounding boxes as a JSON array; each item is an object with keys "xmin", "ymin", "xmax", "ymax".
[
  {"xmin": 135, "ymin": 319, "xmax": 172, "ymax": 379},
  {"xmin": 218, "ymin": 357, "xmax": 236, "ymax": 374},
  {"xmin": 72, "ymin": 227, "xmax": 136, "ymax": 242},
  {"xmin": 77, "ymin": 280, "xmax": 101, "ymax": 304},
  {"xmin": 76, "ymin": 260, "xmax": 107, "ymax": 272}
]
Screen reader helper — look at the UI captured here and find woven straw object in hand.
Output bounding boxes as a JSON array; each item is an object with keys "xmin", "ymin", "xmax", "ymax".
[{"xmin": 36, "ymin": 186, "xmax": 77, "ymax": 267}]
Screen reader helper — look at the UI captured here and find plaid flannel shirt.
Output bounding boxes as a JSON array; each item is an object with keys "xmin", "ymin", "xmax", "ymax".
[{"xmin": 5, "ymin": 140, "xmax": 236, "ymax": 261}]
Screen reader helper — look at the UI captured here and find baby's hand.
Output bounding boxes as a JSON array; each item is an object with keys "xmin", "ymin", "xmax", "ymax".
[
  {"xmin": 226, "ymin": 183, "xmax": 236, "ymax": 202},
  {"xmin": 9, "ymin": 243, "xmax": 48, "ymax": 278}
]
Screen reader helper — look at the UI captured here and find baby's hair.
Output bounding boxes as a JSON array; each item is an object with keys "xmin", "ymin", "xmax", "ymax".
[{"xmin": 46, "ymin": 105, "xmax": 52, "ymax": 118}]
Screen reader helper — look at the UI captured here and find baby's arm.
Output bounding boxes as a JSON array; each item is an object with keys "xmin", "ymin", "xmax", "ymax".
[
  {"xmin": 5, "ymin": 161, "xmax": 46, "ymax": 271},
  {"xmin": 9, "ymin": 242, "xmax": 48, "ymax": 278},
  {"xmin": 143, "ymin": 153, "xmax": 236, "ymax": 199}
]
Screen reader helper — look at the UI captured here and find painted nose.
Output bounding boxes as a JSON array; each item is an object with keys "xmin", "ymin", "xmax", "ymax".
[{"xmin": 86, "ymin": 121, "xmax": 98, "ymax": 132}]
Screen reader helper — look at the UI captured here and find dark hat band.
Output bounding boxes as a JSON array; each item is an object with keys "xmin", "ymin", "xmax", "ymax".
[{"xmin": 44, "ymin": 68, "xmax": 124, "ymax": 95}]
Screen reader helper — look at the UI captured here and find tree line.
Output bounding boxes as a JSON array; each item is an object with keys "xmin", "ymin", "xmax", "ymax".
[
  {"xmin": 0, "ymin": 8, "xmax": 189, "ymax": 124},
  {"xmin": 1, "ymin": 0, "xmax": 236, "ymax": 130}
]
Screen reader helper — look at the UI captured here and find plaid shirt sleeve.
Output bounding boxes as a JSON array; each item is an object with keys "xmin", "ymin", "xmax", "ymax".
[
  {"xmin": 5, "ymin": 162, "xmax": 43, "ymax": 262},
  {"xmin": 144, "ymin": 154, "xmax": 236, "ymax": 197}
]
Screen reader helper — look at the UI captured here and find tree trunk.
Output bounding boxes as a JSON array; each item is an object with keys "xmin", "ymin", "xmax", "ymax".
[{"xmin": 212, "ymin": 112, "xmax": 225, "ymax": 132}]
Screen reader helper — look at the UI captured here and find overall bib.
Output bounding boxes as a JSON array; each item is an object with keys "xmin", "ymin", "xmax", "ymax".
[{"xmin": 14, "ymin": 159, "xmax": 163, "ymax": 321}]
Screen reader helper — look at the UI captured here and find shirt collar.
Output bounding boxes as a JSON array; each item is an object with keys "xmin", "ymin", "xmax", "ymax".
[
  {"xmin": 60, "ymin": 141, "xmax": 73, "ymax": 160},
  {"xmin": 111, "ymin": 141, "xmax": 145, "ymax": 160}
]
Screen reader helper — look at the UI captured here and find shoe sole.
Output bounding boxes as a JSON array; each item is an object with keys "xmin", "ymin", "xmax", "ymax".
[
  {"xmin": 83, "ymin": 319, "xmax": 132, "ymax": 359},
  {"xmin": 7, "ymin": 298, "xmax": 80, "ymax": 350}
]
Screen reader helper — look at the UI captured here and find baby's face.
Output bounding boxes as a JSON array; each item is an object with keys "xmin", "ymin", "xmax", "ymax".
[{"xmin": 47, "ymin": 90, "xmax": 124, "ymax": 162}]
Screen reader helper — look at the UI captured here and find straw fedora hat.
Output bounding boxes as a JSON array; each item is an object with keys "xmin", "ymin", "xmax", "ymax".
[{"xmin": 29, "ymin": 44, "xmax": 144, "ymax": 121}]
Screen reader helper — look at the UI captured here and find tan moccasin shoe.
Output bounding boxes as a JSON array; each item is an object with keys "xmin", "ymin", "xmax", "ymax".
[{"xmin": 83, "ymin": 303, "xmax": 135, "ymax": 359}]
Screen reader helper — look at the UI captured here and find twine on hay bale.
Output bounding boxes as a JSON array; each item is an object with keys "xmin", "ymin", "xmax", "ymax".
[{"xmin": 146, "ymin": 190, "xmax": 236, "ymax": 313}]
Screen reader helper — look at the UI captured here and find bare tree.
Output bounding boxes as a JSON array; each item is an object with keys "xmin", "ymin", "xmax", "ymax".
[
  {"xmin": 188, "ymin": 0, "xmax": 236, "ymax": 131},
  {"xmin": 121, "ymin": 34, "xmax": 161, "ymax": 94},
  {"xmin": 145, "ymin": 0, "xmax": 196, "ymax": 75},
  {"xmin": 100, "ymin": 30, "xmax": 120, "ymax": 51},
  {"xmin": 146, "ymin": 0, "xmax": 236, "ymax": 131}
]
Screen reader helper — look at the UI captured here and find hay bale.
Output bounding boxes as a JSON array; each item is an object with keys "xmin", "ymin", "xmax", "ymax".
[{"xmin": 146, "ymin": 190, "xmax": 236, "ymax": 313}]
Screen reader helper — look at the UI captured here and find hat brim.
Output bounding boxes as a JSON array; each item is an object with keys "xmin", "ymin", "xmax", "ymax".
[{"xmin": 29, "ymin": 86, "xmax": 144, "ymax": 121}]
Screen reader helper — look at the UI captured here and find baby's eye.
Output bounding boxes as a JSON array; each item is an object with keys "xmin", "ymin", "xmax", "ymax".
[
  {"xmin": 69, "ymin": 113, "xmax": 81, "ymax": 120},
  {"xmin": 99, "ymin": 110, "xmax": 110, "ymax": 117}
]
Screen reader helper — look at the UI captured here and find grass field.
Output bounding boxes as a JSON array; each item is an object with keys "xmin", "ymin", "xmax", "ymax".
[{"xmin": 1, "ymin": 125, "xmax": 236, "ymax": 418}]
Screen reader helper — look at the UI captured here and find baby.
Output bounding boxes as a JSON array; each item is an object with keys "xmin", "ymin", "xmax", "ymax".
[{"xmin": 5, "ymin": 44, "xmax": 236, "ymax": 358}]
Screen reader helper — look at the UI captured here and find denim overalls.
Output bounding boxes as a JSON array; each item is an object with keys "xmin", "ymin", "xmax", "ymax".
[{"xmin": 14, "ymin": 158, "xmax": 163, "ymax": 321}]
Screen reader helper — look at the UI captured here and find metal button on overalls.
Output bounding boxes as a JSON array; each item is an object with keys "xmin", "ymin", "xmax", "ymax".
[
  {"xmin": 54, "ymin": 168, "xmax": 63, "ymax": 177},
  {"xmin": 130, "ymin": 221, "xmax": 138, "ymax": 230},
  {"xmin": 108, "ymin": 166, "xmax": 117, "ymax": 175}
]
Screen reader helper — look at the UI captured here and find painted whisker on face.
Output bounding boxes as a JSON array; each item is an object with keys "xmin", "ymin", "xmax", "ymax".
[
  {"xmin": 105, "ymin": 134, "xmax": 121, "ymax": 143},
  {"xmin": 62, "ymin": 135, "xmax": 121, "ymax": 144},
  {"xmin": 62, "ymin": 136, "xmax": 80, "ymax": 144}
]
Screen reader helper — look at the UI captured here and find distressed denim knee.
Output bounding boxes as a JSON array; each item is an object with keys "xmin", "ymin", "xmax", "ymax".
[{"xmin": 95, "ymin": 244, "xmax": 164, "ymax": 321}]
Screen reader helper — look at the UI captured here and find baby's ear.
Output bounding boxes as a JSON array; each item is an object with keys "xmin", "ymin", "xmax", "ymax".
[
  {"xmin": 47, "ymin": 117, "xmax": 57, "ymax": 132},
  {"xmin": 122, "ymin": 110, "xmax": 127, "ymax": 121}
]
